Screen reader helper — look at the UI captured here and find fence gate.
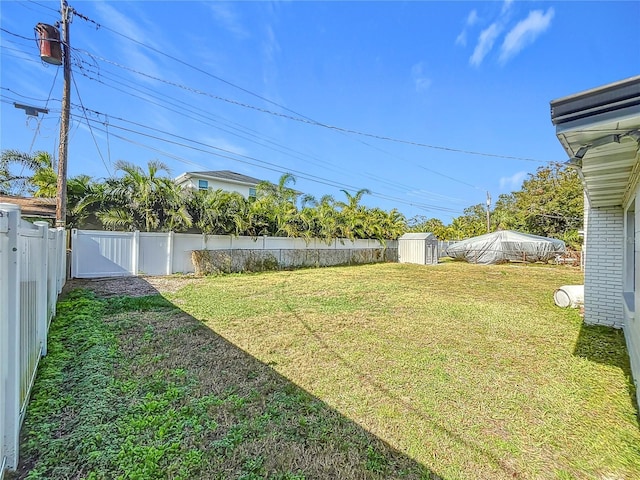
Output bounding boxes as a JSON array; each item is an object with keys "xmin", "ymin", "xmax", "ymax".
[{"xmin": 71, "ymin": 229, "xmax": 137, "ymax": 278}]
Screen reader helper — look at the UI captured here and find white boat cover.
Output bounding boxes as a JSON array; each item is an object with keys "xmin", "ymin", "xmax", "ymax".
[{"xmin": 445, "ymin": 230, "xmax": 566, "ymax": 265}]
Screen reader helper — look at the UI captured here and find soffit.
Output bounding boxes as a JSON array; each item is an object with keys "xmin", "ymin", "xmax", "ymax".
[{"xmin": 556, "ymin": 112, "xmax": 640, "ymax": 208}]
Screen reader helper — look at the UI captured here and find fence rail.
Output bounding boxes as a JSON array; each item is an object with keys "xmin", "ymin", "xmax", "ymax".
[
  {"xmin": 1, "ymin": 204, "xmax": 66, "ymax": 477},
  {"xmin": 71, "ymin": 229, "xmax": 397, "ymax": 278}
]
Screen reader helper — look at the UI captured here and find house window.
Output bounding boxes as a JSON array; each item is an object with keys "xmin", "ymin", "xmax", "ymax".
[
  {"xmin": 198, "ymin": 180, "xmax": 208, "ymax": 190},
  {"xmin": 249, "ymin": 187, "xmax": 256, "ymax": 200}
]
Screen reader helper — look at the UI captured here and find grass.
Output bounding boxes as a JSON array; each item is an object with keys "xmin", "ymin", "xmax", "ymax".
[{"xmin": 13, "ymin": 262, "xmax": 640, "ymax": 480}]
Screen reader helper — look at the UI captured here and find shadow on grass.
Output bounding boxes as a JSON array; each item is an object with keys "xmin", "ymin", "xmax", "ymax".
[
  {"xmin": 573, "ymin": 323, "xmax": 639, "ymax": 422},
  {"xmin": 282, "ymin": 299, "xmax": 524, "ymax": 480},
  {"xmin": 14, "ymin": 278, "xmax": 441, "ymax": 480}
]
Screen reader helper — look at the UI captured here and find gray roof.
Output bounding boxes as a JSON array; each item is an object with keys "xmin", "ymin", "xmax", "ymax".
[
  {"xmin": 0, "ymin": 195, "xmax": 56, "ymax": 218},
  {"xmin": 189, "ymin": 170, "xmax": 263, "ymax": 185},
  {"xmin": 550, "ymin": 75, "xmax": 640, "ymax": 208}
]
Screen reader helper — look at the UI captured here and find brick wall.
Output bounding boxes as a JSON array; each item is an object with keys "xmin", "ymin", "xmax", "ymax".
[{"xmin": 584, "ymin": 204, "xmax": 625, "ymax": 328}]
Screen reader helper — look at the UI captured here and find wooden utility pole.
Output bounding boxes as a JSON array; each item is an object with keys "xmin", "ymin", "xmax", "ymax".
[
  {"xmin": 486, "ymin": 191, "xmax": 491, "ymax": 233},
  {"xmin": 56, "ymin": 0, "xmax": 71, "ymax": 228}
]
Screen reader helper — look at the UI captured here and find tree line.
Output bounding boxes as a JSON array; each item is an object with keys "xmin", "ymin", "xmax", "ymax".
[
  {"xmin": 1, "ymin": 150, "xmax": 583, "ymax": 246},
  {"xmin": 408, "ymin": 162, "xmax": 583, "ymax": 247}
]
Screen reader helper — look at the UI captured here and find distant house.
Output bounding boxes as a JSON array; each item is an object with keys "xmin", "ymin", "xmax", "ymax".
[
  {"xmin": 175, "ymin": 170, "xmax": 263, "ymax": 199},
  {"xmin": 0, "ymin": 194, "xmax": 56, "ymax": 219},
  {"xmin": 550, "ymin": 75, "xmax": 640, "ymax": 406}
]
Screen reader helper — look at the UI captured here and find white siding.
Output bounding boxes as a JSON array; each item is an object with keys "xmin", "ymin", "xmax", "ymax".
[
  {"xmin": 178, "ymin": 177, "xmax": 254, "ymax": 198},
  {"xmin": 584, "ymin": 204, "xmax": 625, "ymax": 328}
]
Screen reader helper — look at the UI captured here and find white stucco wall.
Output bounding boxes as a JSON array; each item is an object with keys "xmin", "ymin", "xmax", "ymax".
[
  {"xmin": 583, "ymin": 204, "xmax": 625, "ymax": 329},
  {"xmin": 178, "ymin": 176, "xmax": 256, "ymax": 198}
]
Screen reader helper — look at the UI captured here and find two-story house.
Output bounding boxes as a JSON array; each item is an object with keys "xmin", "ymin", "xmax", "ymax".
[{"xmin": 175, "ymin": 170, "xmax": 263, "ymax": 200}]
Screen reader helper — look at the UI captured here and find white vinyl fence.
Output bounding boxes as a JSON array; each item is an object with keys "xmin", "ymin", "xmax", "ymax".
[
  {"xmin": 71, "ymin": 229, "xmax": 397, "ymax": 278},
  {"xmin": 0, "ymin": 204, "xmax": 66, "ymax": 476}
]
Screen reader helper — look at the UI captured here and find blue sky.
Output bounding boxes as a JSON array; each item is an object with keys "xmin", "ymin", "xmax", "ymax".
[{"xmin": 1, "ymin": 1, "xmax": 639, "ymax": 222}]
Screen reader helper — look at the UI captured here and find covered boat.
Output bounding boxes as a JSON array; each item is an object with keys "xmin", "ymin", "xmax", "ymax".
[{"xmin": 445, "ymin": 230, "xmax": 565, "ymax": 265}]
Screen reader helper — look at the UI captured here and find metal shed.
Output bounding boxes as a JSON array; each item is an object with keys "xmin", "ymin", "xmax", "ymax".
[{"xmin": 398, "ymin": 233, "xmax": 439, "ymax": 265}]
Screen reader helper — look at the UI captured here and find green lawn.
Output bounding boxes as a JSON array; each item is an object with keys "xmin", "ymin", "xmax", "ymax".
[{"xmin": 14, "ymin": 262, "xmax": 640, "ymax": 479}]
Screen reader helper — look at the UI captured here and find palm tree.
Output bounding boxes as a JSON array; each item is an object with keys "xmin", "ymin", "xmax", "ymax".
[
  {"xmin": 338, "ymin": 188, "xmax": 371, "ymax": 211},
  {"xmin": 0, "ymin": 150, "xmax": 55, "ymax": 196},
  {"xmin": 189, "ymin": 188, "xmax": 249, "ymax": 235},
  {"xmin": 67, "ymin": 174, "xmax": 96, "ymax": 228},
  {"xmin": 255, "ymin": 173, "xmax": 300, "ymax": 237},
  {"xmin": 312, "ymin": 195, "xmax": 338, "ymax": 242},
  {"xmin": 30, "ymin": 153, "xmax": 57, "ymax": 198},
  {"xmin": 99, "ymin": 160, "xmax": 192, "ymax": 232},
  {"xmin": 337, "ymin": 188, "xmax": 371, "ymax": 240}
]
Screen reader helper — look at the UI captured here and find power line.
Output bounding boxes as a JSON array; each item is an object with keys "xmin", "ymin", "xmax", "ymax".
[
  {"xmin": 0, "ymin": 19, "xmax": 483, "ymax": 212},
  {"xmin": 1, "ymin": 22, "xmax": 522, "ymax": 207},
  {"xmin": 28, "ymin": 64, "xmax": 59, "ymax": 154},
  {"xmin": 27, "ymin": 0, "xmax": 60, "ymax": 13},
  {"xmin": 72, "ymin": 64, "xmax": 466, "ymax": 204},
  {"xmin": 2, "ymin": 22, "xmax": 549, "ymax": 164},
  {"xmin": 0, "ymin": 27, "xmax": 36, "ymax": 42},
  {"xmin": 70, "ymin": 71, "xmax": 111, "ymax": 175},
  {"xmin": 87, "ymin": 14, "xmax": 549, "ymax": 165},
  {"xmin": 73, "ymin": 46, "xmax": 546, "ymax": 164},
  {"xmin": 69, "ymin": 110, "xmax": 461, "ymax": 214}
]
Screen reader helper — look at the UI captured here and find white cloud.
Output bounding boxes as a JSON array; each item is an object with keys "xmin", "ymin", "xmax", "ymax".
[
  {"xmin": 501, "ymin": 0, "xmax": 514, "ymax": 15},
  {"xmin": 94, "ymin": 2, "xmax": 148, "ymax": 44},
  {"xmin": 455, "ymin": 9, "xmax": 478, "ymax": 46},
  {"xmin": 464, "ymin": 0, "xmax": 517, "ymax": 65},
  {"xmin": 411, "ymin": 62, "xmax": 432, "ymax": 93},
  {"xmin": 262, "ymin": 24, "xmax": 280, "ymax": 65},
  {"xmin": 455, "ymin": 31, "xmax": 467, "ymax": 47},
  {"xmin": 499, "ymin": 8, "xmax": 555, "ymax": 64},
  {"xmin": 499, "ymin": 171, "xmax": 527, "ymax": 190},
  {"xmin": 467, "ymin": 9, "xmax": 479, "ymax": 26},
  {"xmin": 208, "ymin": 3, "xmax": 249, "ymax": 39},
  {"xmin": 470, "ymin": 23, "xmax": 502, "ymax": 67},
  {"xmin": 93, "ymin": 3, "xmax": 163, "ymax": 82}
]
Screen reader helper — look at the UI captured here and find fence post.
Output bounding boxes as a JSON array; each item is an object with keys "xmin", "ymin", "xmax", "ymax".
[
  {"xmin": 167, "ymin": 231, "xmax": 174, "ymax": 275},
  {"xmin": 59, "ymin": 229, "xmax": 66, "ymax": 292},
  {"xmin": 0, "ymin": 204, "xmax": 21, "ymax": 470},
  {"xmin": 70, "ymin": 229, "xmax": 78, "ymax": 279},
  {"xmin": 34, "ymin": 222, "xmax": 49, "ymax": 357},
  {"xmin": 132, "ymin": 230, "xmax": 139, "ymax": 276},
  {"xmin": 0, "ymin": 206, "xmax": 10, "ymax": 473}
]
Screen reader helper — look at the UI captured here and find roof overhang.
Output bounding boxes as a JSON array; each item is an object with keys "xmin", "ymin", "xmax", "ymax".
[
  {"xmin": 175, "ymin": 172, "xmax": 258, "ymax": 188},
  {"xmin": 550, "ymin": 76, "xmax": 640, "ymax": 208}
]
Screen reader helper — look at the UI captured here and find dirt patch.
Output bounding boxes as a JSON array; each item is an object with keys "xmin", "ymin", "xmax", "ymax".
[{"xmin": 65, "ymin": 275, "xmax": 203, "ymax": 297}]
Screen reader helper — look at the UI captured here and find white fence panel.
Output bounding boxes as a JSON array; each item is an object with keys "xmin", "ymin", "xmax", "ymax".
[
  {"xmin": 139, "ymin": 233, "xmax": 171, "ymax": 276},
  {"xmin": 72, "ymin": 230, "xmax": 135, "ymax": 278},
  {"xmin": 230, "ymin": 236, "xmax": 264, "ymax": 249},
  {"xmin": 18, "ymin": 224, "xmax": 42, "ymax": 424},
  {"xmin": 203, "ymin": 235, "xmax": 232, "ymax": 250},
  {"xmin": 71, "ymin": 230, "xmax": 396, "ymax": 277},
  {"xmin": 172, "ymin": 234, "xmax": 205, "ymax": 274},
  {"xmin": 1, "ymin": 204, "xmax": 66, "ymax": 476},
  {"xmin": 263, "ymin": 237, "xmax": 308, "ymax": 250}
]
